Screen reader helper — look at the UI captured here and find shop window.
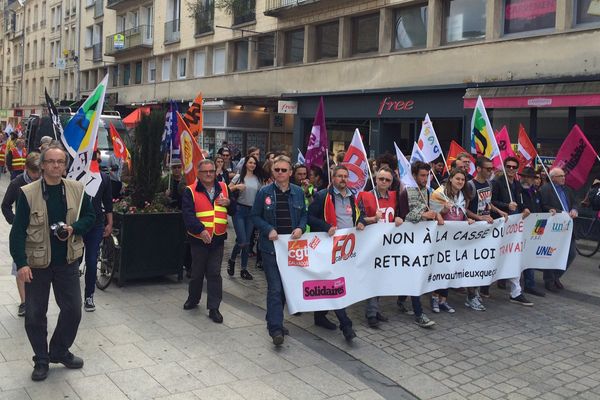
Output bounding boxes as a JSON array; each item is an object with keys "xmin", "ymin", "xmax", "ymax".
[
  {"xmin": 490, "ymin": 108, "xmax": 531, "ymax": 142},
  {"xmin": 234, "ymin": 41, "xmax": 248, "ymax": 71},
  {"xmin": 394, "ymin": 4, "xmax": 427, "ymax": 50},
  {"xmin": 285, "ymin": 28, "xmax": 304, "ymax": 64},
  {"xmin": 576, "ymin": 0, "xmax": 600, "ymax": 25},
  {"xmin": 536, "ymin": 108, "xmax": 568, "ymax": 156},
  {"xmin": 316, "ymin": 21, "xmax": 339, "ymax": 60},
  {"xmin": 503, "ymin": 0, "xmax": 556, "ymax": 35},
  {"xmin": 443, "ymin": 0, "xmax": 485, "ymax": 43},
  {"xmin": 576, "ymin": 108, "xmax": 600, "ymax": 149},
  {"xmin": 352, "ymin": 13, "xmax": 379, "ymax": 55},
  {"xmin": 257, "ymin": 34, "xmax": 275, "ymax": 68}
]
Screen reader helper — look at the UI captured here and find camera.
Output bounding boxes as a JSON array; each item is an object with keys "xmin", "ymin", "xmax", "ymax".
[{"xmin": 50, "ymin": 222, "xmax": 70, "ymax": 240}]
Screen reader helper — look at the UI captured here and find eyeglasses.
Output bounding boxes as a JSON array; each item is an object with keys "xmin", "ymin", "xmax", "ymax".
[
  {"xmin": 198, "ymin": 169, "xmax": 216, "ymax": 174},
  {"xmin": 273, "ymin": 168, "xmax": 288, "ymax": 173},
  {"xmin": 505, "ymin": 165, "xmax": 518, "ymax": 170},
  {"xmin": 377, "ymin": 177, "xmax": 392, "ymax": 182},
  {"xmin": 43, "ymin": 159, "xmax": 66, "ymax": 165}
]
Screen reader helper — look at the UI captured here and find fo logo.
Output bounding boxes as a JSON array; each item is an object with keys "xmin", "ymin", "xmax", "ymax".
[
  {"xmin": 332, "ymin": 234, "xmax": 357, "ymax": 264},
  {"xmin": 536, "ymin": 246, "xmax": 557, "ymax": 257},
  {"xmin": 531, "ymin": 219, "xmax": 547, "ymax": 239},
  {"xmin": 288, "ymin": 240, "xmax": 309, "ymax": 267}
]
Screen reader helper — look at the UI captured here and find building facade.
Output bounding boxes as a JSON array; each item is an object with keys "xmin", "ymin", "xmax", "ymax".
[{"xmin": 2, "ymin": 0, "xmax": 600, "ymax": 158}]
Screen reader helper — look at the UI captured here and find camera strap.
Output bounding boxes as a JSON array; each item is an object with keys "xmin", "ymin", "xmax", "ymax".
[{"xmin": 41, "ymin": 179, "xmax": 67, "ymax": 206}]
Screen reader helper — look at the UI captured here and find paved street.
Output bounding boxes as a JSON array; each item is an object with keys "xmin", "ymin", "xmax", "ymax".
[{"xmin": 1, "ymin": 176, "xmax": 600, "ymax": 399}]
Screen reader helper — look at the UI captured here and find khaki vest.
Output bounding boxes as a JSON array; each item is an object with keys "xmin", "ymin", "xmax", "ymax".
[{"xmin": 21, "ymin": 179, "xmax": 86, "ymax": 268}]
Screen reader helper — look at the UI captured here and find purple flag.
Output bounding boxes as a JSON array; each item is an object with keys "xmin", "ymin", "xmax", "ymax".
[{"xmin": 305, "ymin": 97, "xmax": 328, "ymax": 169}]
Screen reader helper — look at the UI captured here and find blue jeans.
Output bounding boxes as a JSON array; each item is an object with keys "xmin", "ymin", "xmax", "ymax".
[
  {"xmin": 83, "ymin": 224, "xmax": 104, "ymax": 298},
  {"xmin": 397, "ymin": 295, "xmax": 423, "ymax": 317},
  {"xmin": 523, "ymin": 269, "xmax": 536, "ymax": 289},
  {"xmin": 230, "ymin": 204, "xmax": 254, "ymax": 270},
  {"xmin": 262, "ymin": 252, "xmax": 285, "ymax": 336}
]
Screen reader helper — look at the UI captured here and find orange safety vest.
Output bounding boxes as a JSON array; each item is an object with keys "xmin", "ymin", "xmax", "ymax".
[
  {"xmin": 323, "ymin": 191, "xmax": 360, "ymax": 227},
  {"xmin": 0, "ymin": 144, "xmax": 6, "ymax": 166},
  {"xmin": 187, "ymin": 181, "xmax": 229, "ymax": 238},
  {"xmin": 11, "ymin": 148, "xmax": 26, "ymax": 171}
]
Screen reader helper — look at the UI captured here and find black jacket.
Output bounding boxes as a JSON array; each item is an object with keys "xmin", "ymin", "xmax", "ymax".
[
  {"xmin": 1, "ymin": 172, "xmax": 30, "ymax": 224},
  {"xmin": 520, "ymin": 186, "xmax": 543, "ymax": 213},
  {"xmin": 492, "ymin": 176, "xmax": 524, "ymax": 217},
  {"xmin": 308, "ymin": 187, "xmax": 365, "ymax": 232},
  {"xmin": 540, "ymin": 183, "xmax": 577, "ymax": 213}
]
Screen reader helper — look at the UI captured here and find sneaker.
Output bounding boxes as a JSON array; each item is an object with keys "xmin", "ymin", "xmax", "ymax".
[
  {"xmin": 431, "ymin": 297, "xmax": 440, "ymax": 313},
  {"xmin": 415, "ymin": 314, "xmax": 435, "ymax": 328},
  {"xmin": 396, "ymin": 300, "xmax": 415, "ymax": 315},
  {"xmin": 509, "ymin": 294, "xmax": 534, "ymax": 306},
  {"xmin": 18, "ymin": 303, "xmax": 25, "ymax": 317},
  {"xmin": 240, "ymin": 270, "xmax": 253, "ymax": 280},
  {"xmin": 227, "ymin": 259, "xmax": 235, "ymax": 276},
  {"xmin": 465, "ymin": 296, "xmax": 486, "ymax": 311},
  {"xmin": 84, "ymin": 297, "xmax": 95, "ymax": 312},
  {"xmin": 439, "ymin": 302, "xmax": 456, "ymax": 313}
]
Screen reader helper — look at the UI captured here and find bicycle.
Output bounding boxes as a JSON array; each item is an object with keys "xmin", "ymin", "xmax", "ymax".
[
  {"xmin": 78, "ymin": 232, "xmax": 119, "ymax": 290},
  {"xmin": 574, "ymin": 213, "xmax": 600, "ymax": 257}
]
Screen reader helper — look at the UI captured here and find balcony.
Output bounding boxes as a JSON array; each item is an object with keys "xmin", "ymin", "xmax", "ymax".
[
  {"xmin": 264, "ymin": 0, "xmax": 320, "ymax": 16},
  {"xmin": 194, "ymin": 2, "xmax": 214, "ymax": 36},
  {"xmin": 11, "ymin": 29, "xmax": 24, "ymax": 40},
  {"xmin": 94, "ymin": 0, "xmax": 103, "ymax": 18},
  {"xmin": 233, "ymin": 1, "xmax": 256, "ymax": 26},
  {"xmin": 92, "ymin": 42, "xmax": 103, "ymax": 61},
  {"xmin": 164, "ymin": 19, "xmax": 180, "ymax": 43},
  {"xmin": 105, "ymin": 25, "xmax": 153, "ymax": 55},
  {"xmin": 106, "ymin": 0, "xmax": 138, "ymax": 11}
]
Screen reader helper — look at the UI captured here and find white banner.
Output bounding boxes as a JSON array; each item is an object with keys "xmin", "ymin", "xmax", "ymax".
[{"xmin": 274, "ymin": 213, "xmax": 573, "ymax": 313}]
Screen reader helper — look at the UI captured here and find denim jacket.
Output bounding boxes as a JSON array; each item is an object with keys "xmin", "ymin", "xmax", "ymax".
[{"xmin": 251, "ymin": 182, "xmax": 307, "ymax": 255}]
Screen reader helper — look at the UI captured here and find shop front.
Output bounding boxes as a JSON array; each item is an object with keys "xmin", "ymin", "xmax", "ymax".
[{"xmin": 290, "ymin": 88, "xmax": 467, "ymax": 161}]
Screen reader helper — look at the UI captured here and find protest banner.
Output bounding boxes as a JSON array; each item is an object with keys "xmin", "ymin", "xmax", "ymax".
[{"xmin": 274, "ymin": 213, "xmax": 572, "ymax": 313}]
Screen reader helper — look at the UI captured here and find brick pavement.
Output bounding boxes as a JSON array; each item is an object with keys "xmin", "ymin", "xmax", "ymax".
[{"xmin": 2, "ymin": 175, "xmax": 600, "ymax": 399}]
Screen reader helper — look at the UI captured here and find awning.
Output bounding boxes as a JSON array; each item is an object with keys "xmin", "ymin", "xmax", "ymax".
[
  {"xmin": 123, "ymin": 106, "xmax": 151, "ymax": 127},
  {"xmin": 464, "ymin": 82, "xmax": 600, "ymax": 109}
]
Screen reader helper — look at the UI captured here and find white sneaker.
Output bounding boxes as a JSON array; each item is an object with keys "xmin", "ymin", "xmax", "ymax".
[
  {"xmin": 431, "ymin": 296, "xmax": 440, "ymax": 313},
  {"xmin": 465, "ymin": 296, "xmax": 486, "ymax": 311},
  {"xmin": 84, "ymin": 296, "xmax": 96, "ymax": 312}
]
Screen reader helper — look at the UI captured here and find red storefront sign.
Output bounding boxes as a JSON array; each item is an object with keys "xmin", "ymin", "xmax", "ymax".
[
  {"xmin": 463, "ymin": 94, "xmax": 600, "ymax": 109},
  {"xmin": 377, "ymin": 97, "xmax": 415, "ymax": 116}
]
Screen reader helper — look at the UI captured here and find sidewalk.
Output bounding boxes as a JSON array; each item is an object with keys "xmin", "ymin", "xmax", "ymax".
[{"xmin": 1, "ymin": 175, "xmax": 600, "ymax": 399}]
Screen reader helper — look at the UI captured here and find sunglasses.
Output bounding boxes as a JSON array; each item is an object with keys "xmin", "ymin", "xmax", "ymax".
[
  {"xmin": 505, "ymin": 165, "xmax": 518, "ymax": 170},
  {"xmin": 377, "ymin": 177, "xmax": 392, "ymax": 182},
  {"xmin": 273, "ymin": 168, "xmax": 288, "ymax": 173}
]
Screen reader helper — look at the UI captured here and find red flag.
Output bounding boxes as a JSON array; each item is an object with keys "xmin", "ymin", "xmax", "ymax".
[
  {"xmin": 447, "ymin": 140, "xmax": 476, "ymax": 176},
  {"xmin": 109, "ymin": 123, "xmax": 127, "ymax": 161},
  {"xmin": 552, "ymin": 125, "xmax": 599, "ymax": 190},
  {"xmin": 517, "ymin": 124, "xmax": 537, "ymax": 168},
  {"xmin": 177, "ymin": 112, "xmax": 205, "ymax": 185},
  {"xmin": 492, "ymin": 126, "xmax": 516, "ymax": 168},
  {"xmin": 182, "ymin": 93, "xmax": 203, "ymax": 138},
  {"xmin": 342, "ymin": 129, "xmax": 370, "ymax": 193}
]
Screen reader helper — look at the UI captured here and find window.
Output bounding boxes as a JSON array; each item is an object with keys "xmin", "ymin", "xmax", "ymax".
[
  {"xmin": 394, "ymin": 5, "xmax": 427, "ymax": 50},
  {"xmin": 504, "ymin": 0, "xmax": 556, "ymax": 35},
  {"xmin": 85, "ymin": 26, "xmax": 93, "ymax": 47},
  {"xmin": 148, "ymin": 58, "xmax": 156, "ymax": 82},
  {"xmin": 195, "ymin": 0, "xmax": 214, "ymax": 35},
  {"xmin": 285, "ymin": 29, "xmax": 304, "ymax": 64},
  {"xmin": 233, "ymin": 0, "xmax": 255, "ymax": 26},
  {"xmin": 256, "ymin": 34, "xmax": 274, "ymax": 68},
  {"xmin": 352, "ymin": 13, "xmax": 380, "ymax": 55},
  {"xmin": 443, "ymin": 0, "xmax": 485, "ymax": 43},
  {"xmin": 177, "ymin": 55, "xmax": 187, "ymax": 79},
  {"xmin": 490, "ymin": 109, "xmax": 530, "ymax": 142},
  {"xmin": 32, "ymin": 41, "xmax": 37, "ymax": 63},
  {"xmin": 213, "ymin": 46, "xmax": 225, "ymax": 74},
  {"xmin": 112, "ymin": 65, "xmax": 119, "ymax": 87},
  {"xmin": 316, "ymin": 22, "xmax": 338, "ymax": 60},
  {"xmin": 135, "ymin": 62, "xmax": 142, "ymax": 84},
  {"xmin": 194, "ymin": 50, "xmax": 206, "ymax": 77},
  {"xmin": 123, "ymin": 63, "xmax": 131, "ymax": 86},
  {"xmin": 162, "ymin": 56, "xmax": 171, "ymax": 81},
  {"xmin": 40, "ymin": 38, "xmax": 45, "ymax": 62},
  {"xmin": 234, "ymin": 41, "xmax": 248, "ymax": 71},
  {"xmin": 576, "ymin": 0, "xmax": 600, "ymax": 25}
]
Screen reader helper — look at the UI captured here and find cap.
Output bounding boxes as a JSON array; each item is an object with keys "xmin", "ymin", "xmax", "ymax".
[
  {"xmin": 520, "ymin": 167, "xmax": 536, "ymax": 178},
  {"xmin": 170, "ymin": 158, "xmax": 182, "ymax": 167}
]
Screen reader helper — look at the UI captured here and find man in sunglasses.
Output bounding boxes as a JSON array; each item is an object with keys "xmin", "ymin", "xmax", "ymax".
[
  {"xmin": 308, "ymin": 165, "xmax": 365, "ymax": 341},
  {"xmin": 251, "ymin": 156, "xmax": 307, "ymax": 346},
  {"xmin": 491, "ymin": 157, "xmax": 534, "ymax": 306},
  {"xmin": 358, "ymin": 167, "xmax": 403, "ymax": 327}
]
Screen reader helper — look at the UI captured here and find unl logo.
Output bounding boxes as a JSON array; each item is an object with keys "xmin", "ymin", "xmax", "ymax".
[
  {"xmin": 332, "ymin": 234, "xmax": 356, "ymax": 264},
  {"xmin": 288, "ymin": 240, "xmax": 309, "ymax": 267},
  {"xmin": 536, "ymin": 246, "xmax": 557, "ymax": 257},
  {"xmin": 531, "ymin": 219, "xmax": 547, "ymax": 239}
]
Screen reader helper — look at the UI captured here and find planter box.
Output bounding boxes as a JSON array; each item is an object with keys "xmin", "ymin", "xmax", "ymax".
[{"xmin": 113, "ymin": 211, "xmax": 185, "ymax": 286}]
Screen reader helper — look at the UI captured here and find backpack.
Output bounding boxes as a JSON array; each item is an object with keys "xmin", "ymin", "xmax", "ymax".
[{"xmin": 588, "ymin": 185, "xmax": 600, "ymax": 211}]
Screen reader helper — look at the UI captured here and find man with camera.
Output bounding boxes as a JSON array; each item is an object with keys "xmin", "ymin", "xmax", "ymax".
[{"xmin": 9, "ymin": 143, "xmax": 95, "ymax": 381}]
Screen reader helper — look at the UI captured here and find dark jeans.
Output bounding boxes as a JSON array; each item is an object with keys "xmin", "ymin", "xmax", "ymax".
[
  {"xmin": 543, "ymin": 236, "xmax": 577, "ymax": 283},
  {"xmin": 25, "ymin": 262, "xmax": 82, "ymax": 365},
  {"xmin": 262, "ymin": 252, "xmax": 286, "ymax": 336},
  {"xmin": 397, "ymin": 295, "xmax": 423, "ymax": 317},
  {"xmin": 230, "ymin": 204, "xmax": 254, "ymax": 270},
  {"xmin": 523, "ymin": 269, "xmax": 536, "ymax": 289},
  {"xmin": 188, "ymin": 241, "xmax": 223, "ymax": 310},
  {"xmin": 83, "ymin": 224, "xmax": 104, "ymax": 298},
  {"xmin": 314, "ymin": 309, "xmax": 353, "ymax": 330},
  {"xmin": 110, "ymin": 180, "xmax": 122, "ymax": 200}
]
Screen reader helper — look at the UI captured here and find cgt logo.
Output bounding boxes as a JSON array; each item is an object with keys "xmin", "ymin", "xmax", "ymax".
[
  {"xmin": 536, "ymin": 246, "xmax": 557, "ymax": 257},
  {"xmin": 288, "ymin": 240, "xmax": 309, "ymax": 267},
  {"xmin": 332, "ymin": 234, "xmax": 357, "ymax": 264},
  {"xmin": 531, "ymin": 219, "xmax": 547, "ymax": 240},
  {"xmin": 303, "ymin": 278, "xmax": 346, "ymax": 300}
]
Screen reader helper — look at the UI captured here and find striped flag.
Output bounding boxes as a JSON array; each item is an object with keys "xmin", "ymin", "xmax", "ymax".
[
  {"xmin": 517, "ymin": 124, "xmax": 537, "ymax": 167},
  {"xmin": 394, "ymin": 142, "xmax": 417, "ymax": 188},
  {"xmin": 470, "ymin": 96, "xmax": 500, "ymax": 159}
]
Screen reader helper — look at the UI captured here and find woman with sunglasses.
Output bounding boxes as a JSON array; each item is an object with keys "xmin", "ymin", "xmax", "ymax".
[
  {"xmin": 227, "ymin": 155, "xmax": 264, "ymax": 280},
  {"xmin": 430, "ymin": 169, "xmax": 475, "ymax": 313}
]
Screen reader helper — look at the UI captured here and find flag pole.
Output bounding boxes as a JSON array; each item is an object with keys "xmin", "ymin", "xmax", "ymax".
[
  {"xmin": 536, "ymin": 155, "xmax": 568, "ymax": 212},
  {"xmin": 364, "ymin": 149, "xmax": 380, "ymax": 210},
  {"xmin": 494, "ymin": 146, "xmax": 514, "ymax": 204},
  {"xmin": 325, "ymin": 149, "xmax": 331, "ymax": 188}
]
